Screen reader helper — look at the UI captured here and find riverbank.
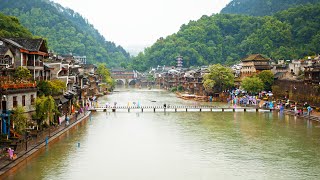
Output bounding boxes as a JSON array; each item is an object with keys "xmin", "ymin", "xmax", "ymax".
[{"xmin": 0, "ymin": 111, "xmax": 91, "ymax": 179}]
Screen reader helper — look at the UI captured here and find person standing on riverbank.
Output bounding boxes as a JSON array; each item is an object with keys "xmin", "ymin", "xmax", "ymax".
[
  {"xmin": 307, "ymin": 105, "xmax": 313, "ymax": 115},
  {"xmin": 280, "ymin": 103, "xmax": 284, "ymax": 112},
  {"xmin": 294, "ymin": 104, "xmax": 298, "ymax": 115},
  {"xmin": 7, "ymin": 148, "xmax": 14, "ymax": 160}
]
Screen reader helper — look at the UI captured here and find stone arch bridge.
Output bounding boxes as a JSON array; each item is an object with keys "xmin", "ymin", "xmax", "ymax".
[{"xmin": 111, "ymin": 69, "xmax": 138, "ymax": 86}]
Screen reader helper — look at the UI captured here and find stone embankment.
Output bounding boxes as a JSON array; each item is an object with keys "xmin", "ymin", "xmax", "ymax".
[{"xmin": 0, "ymin": 111, "xmax": 91, "ymax": 178}]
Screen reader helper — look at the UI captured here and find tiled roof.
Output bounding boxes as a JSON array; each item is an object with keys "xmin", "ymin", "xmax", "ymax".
[
  {"xmin": 1, "ymin": 38, "xmax": 23, "ymax": 49},
  {"xmin": 241, "ymin": 54, "xmax": 270, "ymax": 62},
  {"xmin": 0, "ymin": 46, "xmax": 8, "ymax": 55},
  {"xmin": 8, "ymin": 38, "xmax": 44, "ymax": 51}
]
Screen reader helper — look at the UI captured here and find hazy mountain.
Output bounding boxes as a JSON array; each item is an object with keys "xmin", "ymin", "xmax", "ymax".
[
  {"xmin": 124, "ymin": 45, "xmax": 149, "ymax": 56},
  {"xmin": 131, "ymin": 3, "xmax": 320, "ymax": 71},
  {"xmin": 0, "ymin": 0, "xmax": 130, "ymax": 66}
]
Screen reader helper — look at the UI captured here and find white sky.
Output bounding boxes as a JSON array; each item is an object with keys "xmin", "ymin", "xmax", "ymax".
[{"xmin": 52, "ymin": 0, "xmax": 230, "ymax": 50}]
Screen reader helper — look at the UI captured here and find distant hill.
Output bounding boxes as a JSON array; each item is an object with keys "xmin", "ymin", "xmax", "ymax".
[
  {"xmin": 131, "ymin": 3, "xmax": 320, "ymax": 71},
  {"xmin": 220, "ymin": 0, "xmax": 320, "ymax": 16},
  {"xmin": 124, "ymin": 45, "xmax": 148, "ymax": 56},
  {"xmin": 0, "ymin": 0, "xmax": 130, "ymax": 66},
  {"xmin": 0, "ymin": 12, "xmax": 33, "ymax": 38}
]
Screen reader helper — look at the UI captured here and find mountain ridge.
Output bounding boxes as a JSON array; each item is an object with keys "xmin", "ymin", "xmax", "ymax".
[
  {"xmin": 0, "ymin": 0, "xmax": 130, "ymax": 66},
  {"xmin": 220, "ymin": 0, "xmax": 320, "ymax": 16},
  {"xmin": 131, "ymin": 3, "xmax": 320, "ymax": 71}
]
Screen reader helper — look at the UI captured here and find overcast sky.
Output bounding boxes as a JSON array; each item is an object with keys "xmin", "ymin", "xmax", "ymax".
[{"xmin": 52, "ymin": 0, "xmax": 230, "ymax": 50}]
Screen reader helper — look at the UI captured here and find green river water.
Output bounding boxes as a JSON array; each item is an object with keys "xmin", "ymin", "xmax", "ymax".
[{"xmin": 4, "ymin": 88, "xmax": 320, "ymax": 180}]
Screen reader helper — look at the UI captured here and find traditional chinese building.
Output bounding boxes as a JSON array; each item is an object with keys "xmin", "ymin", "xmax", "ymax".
[
  {"xmin": 0, "ymin": 77, "xmax": 37, "ymax": 136},
  {"xmin": 304, "ymin": 64, "xmax": 320, "ymax": 84},
  {"xmin": 240, "ymin": 54, "xmax": 272, "ymax": 78},
  {"xmin": 0, "ymin": 38, "xmax": 48, "ymax": 81}
]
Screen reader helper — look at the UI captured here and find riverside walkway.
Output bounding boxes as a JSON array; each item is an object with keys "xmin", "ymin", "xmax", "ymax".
[{"xmin": 0, "ymin": 111, "xmax": 91, "ymax": 178}]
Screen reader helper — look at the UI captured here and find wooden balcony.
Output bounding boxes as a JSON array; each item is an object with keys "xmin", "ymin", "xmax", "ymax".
[{"xmin": 27, "ymin": 60, "xmax": 43, "ymax": 67}]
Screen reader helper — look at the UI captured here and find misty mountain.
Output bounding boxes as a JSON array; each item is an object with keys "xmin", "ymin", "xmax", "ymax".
[
  {"xmin": 0, "ymin": 0, "xmax": 130, "ymax": 66},
  {"xmin": 131, "ymin": 3, "xmax": 320, "ymax": 71}
]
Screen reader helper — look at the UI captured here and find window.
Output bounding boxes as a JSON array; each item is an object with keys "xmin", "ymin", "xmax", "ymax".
[
  {"xmin": 13, "ymin": 96, "xmax": 17, "ymax": 108},
  {"xmin": 31, "ymin": 95, "xmax": 35, "ymax": 105},
  {"xmin": 22, "ymin": 95, "xmax": 26, "ymax": 106}
]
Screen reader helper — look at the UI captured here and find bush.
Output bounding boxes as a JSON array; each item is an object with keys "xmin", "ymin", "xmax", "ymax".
[{"xmin": 170, "ymin": 87, "xmax": 177, "ymax": 92}]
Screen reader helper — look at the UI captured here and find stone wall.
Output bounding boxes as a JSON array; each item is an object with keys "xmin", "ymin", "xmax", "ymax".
[{"xmin": 272, "ymin": 80, "xmax": 320, "ymax": 107}]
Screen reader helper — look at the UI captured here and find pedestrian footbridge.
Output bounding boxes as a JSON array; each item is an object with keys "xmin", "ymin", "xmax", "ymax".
[{"xmin": 89, "ymin": 106, "xmax": 270, "ymax": 113}]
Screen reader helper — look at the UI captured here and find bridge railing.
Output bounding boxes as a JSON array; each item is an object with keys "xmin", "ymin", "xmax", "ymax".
[{"xmin": 89, "ymin": 105, "xmax": 259, "ymax": 110}]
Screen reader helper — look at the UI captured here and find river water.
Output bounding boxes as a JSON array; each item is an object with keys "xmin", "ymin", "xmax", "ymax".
[{"xmin": 5, "ymin": 88, "xmax": 320, "ymax": 180}]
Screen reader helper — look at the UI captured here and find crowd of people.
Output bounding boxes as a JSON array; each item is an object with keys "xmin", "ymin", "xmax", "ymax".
[{"xmin": 226, "ymin": 89, "xmax": 314, "ymax": 116}]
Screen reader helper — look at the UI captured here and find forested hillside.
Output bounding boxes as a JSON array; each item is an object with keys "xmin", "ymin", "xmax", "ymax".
[
  {"xmin": 220, "ymin": 0, "xmax": 320, "ymax": 16},
  {"xmin": 0, "ymin": 0, "xmax": 130, "ymax": 66},
  {"xmin": 0, "ymin": 13, "xmax": 33, "ymax": 38},
  {"xmin": 131, "ymin": 4, "xmax": 320, "ymax": 71}
]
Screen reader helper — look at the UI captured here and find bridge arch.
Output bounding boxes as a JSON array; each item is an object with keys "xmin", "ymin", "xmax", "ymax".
[
  {"xmin": 116, "ymin": 79, "xmax": 125, "ymax": 85},
  {"xmin": 128, "ymin": 79, "xmax": 136, "ymax": 86}
]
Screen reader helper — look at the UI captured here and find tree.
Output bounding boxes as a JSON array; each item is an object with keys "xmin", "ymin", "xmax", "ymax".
[
  {"xmin": 256, "ymin": 70, "xmax": 274, "ymax": 91},
  {"xmin": 37, "ymin": 80, "xmax": 66, "ymax": 96},
  {"xmin": 96, "ymin": 63, "xmax": 114, "ymax": 89},
  {"xmin": 0, "ymin": 12, "xmax": 33, "ymax": 38},
  {"xmin": 241, "ymin": 76, "xmax": 264, "ymax": 94},
  {"xmin": 48, "ymin": 80, "xmax": 66, "ymax": 95},
  {"xmin": 147, "ymin": 74, "xmax": 155, "ymax": 82},
  {"xmin": 34, "ymin": 96, "xmax": 57, "ymax": 127},
  {"xmin": 14, "ymin": 66, "xmax": 32, "ymax": 81},
  {"xmin": 202, "ymin": 64, "xmax": 234, "ymax": 93},
  {"xmin": 11, "ymin": 106, "xmax": 28, "ymax": 134}
]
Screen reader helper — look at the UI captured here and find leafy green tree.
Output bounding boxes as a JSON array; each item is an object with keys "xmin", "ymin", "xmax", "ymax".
[
  {"xmin": 120, "ymin": 62, "xmax": 127, "ymax": 69},
  {"xmin": 221, "ymin": 0, "xmax": 319, "ymax": 16},
  {"xmin": 203, "ymin": 64, "xmax": 234, "ymax": 93},
  {"xmin": 11, "ymin": 106, "xmax": 28, "ymax": 134},
  {"xmin": 241, "ymin": 76, "xmax": 264, "ymax": 94},
  {"xmin": 96, "ymin": 63, "xmax": 114, "ymax": 89},
  {"xmin": 14, "ymin": 66, "xmax": 32, "ymax": 81},
  {"xmin": 256, "ymin": 70, "xmax": 274, "ymax": 91},
  {"xmin": 34, "ymin": 96, "xmax": 57, "ymax": 127},
  {"xmin": 0, "ymin": 12, "xmax": 33, "ymax": 38},
  {"xmin": 37, "ymin": 80, "xmax": 66, "ymax": 96}
]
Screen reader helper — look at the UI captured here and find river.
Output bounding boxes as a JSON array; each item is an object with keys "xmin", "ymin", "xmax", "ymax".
[{"xmin": 4, "ymin": 88, "xmax": 320, "ymax": 180}]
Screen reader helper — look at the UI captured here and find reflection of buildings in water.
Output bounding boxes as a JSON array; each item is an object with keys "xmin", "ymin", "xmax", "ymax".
[
  {"xmin": 294, "ymin": 115, "xmax": 297, "ymax": 124},
  {"xmin": 278, "ymin": 111, "xmax": 285, "ymax": 121},
  {"xmin": 105, "ymin": 112, "xmax": 111, "ymax": 119},
  {"xmin": 307, "ymin": 119, "xmax": 312, "ymax": 129},
  {"xmin": 285, "ymin": 114, "xmax": 290, "ymax": 125}
]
